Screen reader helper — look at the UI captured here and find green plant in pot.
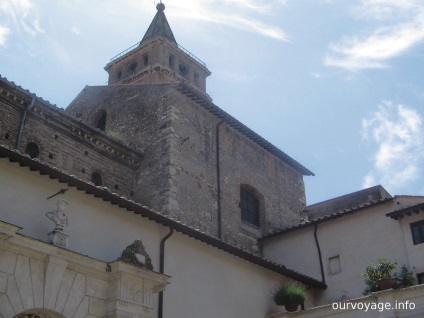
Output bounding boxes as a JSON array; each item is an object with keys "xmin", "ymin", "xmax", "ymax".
[
  {"xmin": 362, "ymin": 258, "xmax": 397, "ymax": 294},
  {"xmin": 393, "ymin": 264, "xmax": 416, "ymax": 289},
  {"xmin": 273, "ymin": 282, "xmax": 306, "ymax": 312}
]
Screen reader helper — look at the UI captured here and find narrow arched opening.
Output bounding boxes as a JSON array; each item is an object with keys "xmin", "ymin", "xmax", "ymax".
[
  {"xmin": 91, "ymin": 171, "xmax": 103, "ymax": 186},
  {"xmin": 95, "ymin": 110, "xmax": 107, "ymax": 131},
  {"xmin": 25, "ymin": 142, "xmax": 40, "ymax": 158}
]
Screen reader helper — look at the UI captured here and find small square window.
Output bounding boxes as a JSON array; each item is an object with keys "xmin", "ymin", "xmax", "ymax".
[
  {"xmin": 329, "ymin": 255, "xmax": 341, "ymax": 275},
  {"xmin": 411, "ymin": 220, "xmax": 424, "ymax": 245}
]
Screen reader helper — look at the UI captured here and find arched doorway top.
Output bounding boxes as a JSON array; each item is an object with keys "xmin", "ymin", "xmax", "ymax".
[{"xmin": 14, "ymin": 309, "xmax": 66, "ymax": 318}]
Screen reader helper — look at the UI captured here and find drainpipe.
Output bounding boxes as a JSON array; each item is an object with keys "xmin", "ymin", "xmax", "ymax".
[
  {"xmin": 16, "ymin": 96, "xmax": 37, "ymax": 150},
  {"xmin": 158, "ymin": 227, "xmax": 174, "ymax": 318},
  {"xmin": 215, "ymin": 120, "xmax": 224, "ymax": 239},
  {"xmin": 314, "ymin": 224, "xmax": 326, "ymax": 284}
]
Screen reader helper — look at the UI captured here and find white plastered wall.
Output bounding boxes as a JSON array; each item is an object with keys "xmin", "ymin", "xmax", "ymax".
[
  {"xmin": 263, "ymin": 199, "xmax": 424, "ymax": 306},
  {"xmin": 0, "ymin": 158, "xmax": 310, "ymax": 317}
]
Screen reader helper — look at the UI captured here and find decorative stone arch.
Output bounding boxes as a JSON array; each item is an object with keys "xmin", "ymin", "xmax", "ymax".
[{"xmin": 14, "ymin": 309, "xmax": 66, "ymax": 318}]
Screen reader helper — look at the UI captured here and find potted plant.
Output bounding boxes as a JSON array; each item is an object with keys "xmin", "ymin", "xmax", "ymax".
[
  {"xmin": 362, "ymin": 258, "xmax": 397, "ymax": 294},
  {"xmin": 394, "ymin": 264, "xmax": 416, "ymax": 289},
  {"xmin": 273, "ymin": 282, "xmax": 306, "ymax": 312}
]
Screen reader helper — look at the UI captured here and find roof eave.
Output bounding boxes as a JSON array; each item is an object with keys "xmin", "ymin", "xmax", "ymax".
[{"xmin": 0, "ymin": 145, "xmax": 325, "ymax": 289}]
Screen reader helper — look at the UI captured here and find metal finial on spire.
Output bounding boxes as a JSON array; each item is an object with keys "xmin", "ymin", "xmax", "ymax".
[{"xmin": 156, "ymin": 2, "xmax": 165, "ymax": 11}]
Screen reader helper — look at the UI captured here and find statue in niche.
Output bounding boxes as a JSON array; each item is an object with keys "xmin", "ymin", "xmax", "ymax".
[{"xmin": 46, "ymin": 199, "xmax": 69, "ymax": 231}]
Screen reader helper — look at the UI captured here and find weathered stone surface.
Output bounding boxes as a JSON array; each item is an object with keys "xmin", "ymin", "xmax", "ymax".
[
  {"xmin": 55, "ymin": 269, "xmax": 76, "ymax": 313},
  {"xmin": 15, "ymin": 255, "xmax": 34, "ymax": 310},
  {"xmin": 89, "ymin": 297, "xmax": 106, "ymax": 317},
  {"xmin": 0, "ymin": 272, "xmax": 7, "ymax": 293},
  {"xmin": 86, "ymin": 276, "xmax": 108, "ymax": 300},
  {"xmin": 44, "ymin": 256, "xmax": 67, "ymax": 310},
  {"xmin": 7, "ymin": 274, "xmax": 24, "ymax": 313},
  {"xmin": 62, "ymin": 273, "xmax": 87, "ymax": 317},
  {"xmin": 0, "ymin": 293, "xmax": 15, "ymax": 318},
  {"xmin": 72, "ymin": 295, "xmax": 89, "ymax": 318},
  {"xmin": 30, "ymin": 257, "xmax": 45, "ymax": 308},
  {"xmin": 0, "ymin": 249, "xmax": 16, "ymax": 274}
]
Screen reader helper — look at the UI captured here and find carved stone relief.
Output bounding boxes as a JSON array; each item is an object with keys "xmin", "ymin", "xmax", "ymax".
[{"xmin": 119, "ymin": 240, "xmax": 153, "ymax": 270}]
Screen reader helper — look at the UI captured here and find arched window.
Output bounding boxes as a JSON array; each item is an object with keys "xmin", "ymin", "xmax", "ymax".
[
  {"xmin": 25, "ymin": 142, "xmax": 40, "ymax": 158},
  {"xmin": 95, "ymin": 110, "xmax": 107, "ymax": 131},
  {"xmin": 91, "ymin": 171, "xmax": 103, "ymax": 186},
  {"xmin": 240, "ymin": 187, "xmax": 260, "ymax": 227}
]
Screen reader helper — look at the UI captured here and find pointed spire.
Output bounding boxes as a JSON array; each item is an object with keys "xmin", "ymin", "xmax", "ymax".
[{"xmin": 140, "ymin": 3, "xmax": 177, "ymax": 46}]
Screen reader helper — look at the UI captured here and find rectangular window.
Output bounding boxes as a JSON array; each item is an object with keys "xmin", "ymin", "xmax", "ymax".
[
  {"xmin": 169, "ymin": 55, "xmax": 175, "ymax": 67},
  {"xmin": 328, "ymin": 255, "xmax": 341, "ymax": 275},
  {"xmin": 240, "ymin": 188, "xmax": 259, "ymax": 227},
  {"xmin": 411, "ymin": 220, "xmax": 424, "ymax": 245},
  {"xmin": 417, "ymin": 273, "xmax": 424, "ymax": 284},
  {"xmin": 194, "ymin": 72, "xmax": 199, "ymax": 86}
]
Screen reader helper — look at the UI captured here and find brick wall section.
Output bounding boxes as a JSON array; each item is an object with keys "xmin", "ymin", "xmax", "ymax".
[{"xmin": 0, "ymin": 79, "xmax": 142, "ymax": 199}]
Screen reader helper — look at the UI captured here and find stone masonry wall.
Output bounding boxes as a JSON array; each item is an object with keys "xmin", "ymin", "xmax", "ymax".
[
  {"xmin": 0, "ymin": 81, "xmax": 140, "ymax": 199},
  {"xmin": 169, "ymin": 90, "xmax": 307, "ymax": 253},
  {"xmin": 66, "ymin": 85, "xmax": 173, "ymax": 212}
]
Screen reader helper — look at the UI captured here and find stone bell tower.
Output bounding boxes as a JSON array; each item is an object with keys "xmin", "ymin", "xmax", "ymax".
[{"xmin": 104, "ymin": 2, "xmax": 211, "ymax": 99}]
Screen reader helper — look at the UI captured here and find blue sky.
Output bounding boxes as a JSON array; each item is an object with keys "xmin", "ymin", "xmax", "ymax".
[{"xmin": 1, "ymin": 0, "xmax": 424, "ymax": 204}]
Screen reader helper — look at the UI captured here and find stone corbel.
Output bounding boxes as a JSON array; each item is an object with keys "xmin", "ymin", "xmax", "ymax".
[{"xmin": 106, "ymin": 261, "xmax": 169, "ymax": 318}]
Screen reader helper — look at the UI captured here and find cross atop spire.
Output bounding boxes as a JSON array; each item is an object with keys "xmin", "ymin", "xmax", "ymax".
[{"xmin": 140, "ymin": 2, "xmax": 176, "ymax": 46}]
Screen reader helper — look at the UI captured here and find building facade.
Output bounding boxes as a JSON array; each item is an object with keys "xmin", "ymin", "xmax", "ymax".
[{"xmin": 0, "ymin": 3, "xmax": 423, "ymax": 318}]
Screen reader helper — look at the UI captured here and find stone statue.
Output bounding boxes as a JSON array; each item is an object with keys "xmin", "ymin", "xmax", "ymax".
[{"xmin": 45, "ymin": 199, "xmax": 69, "ymax": 231}]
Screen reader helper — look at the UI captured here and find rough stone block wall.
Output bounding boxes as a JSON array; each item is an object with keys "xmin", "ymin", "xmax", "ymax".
[
  {"xmin": 66, "ymin": 85, "xmax": 173, "ymax": 212},
  {"xmin": 167, "ymin": 92, "xmax": 218, "ymax": 233},
  {"xmin": 169, "ymin": 90, "xmax": 307, "ymax": 253},
  {"xmin": 218, "ymin": 124, "xmax": 307, "ymax": 252}
]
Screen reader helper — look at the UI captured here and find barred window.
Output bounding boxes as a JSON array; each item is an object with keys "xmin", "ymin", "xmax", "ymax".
[{"xmin": 240, "ymin": 187, "xmax": 260, "ymax": 227}]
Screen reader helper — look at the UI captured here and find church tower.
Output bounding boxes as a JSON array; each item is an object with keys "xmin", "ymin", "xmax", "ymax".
[
  {"xmin": 104, "ymin": 3, "xmax": 211, "ymax": 100},
  {"xmin": 66, "ymin": 3, "xmax": 310, "ymax": 254}
]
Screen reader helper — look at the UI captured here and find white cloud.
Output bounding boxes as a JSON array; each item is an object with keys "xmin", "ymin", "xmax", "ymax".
[
  {"xmin": 362, "ymin": 101, "xmax": 424, "ymax": 191},
  {"xmin": 167, "ymin": 0, "xmax": 289, "ymax": 41},
  {"xmin": 325, "ymin": 0, "xmax": 424, "ymax": 71},
  {"xmin": 0, "ymin": 0, "xmax": 45, "ymax": 36},
  {"xmin": 0, "ymin": 26, "xmax": 11, "ymax": 47}
]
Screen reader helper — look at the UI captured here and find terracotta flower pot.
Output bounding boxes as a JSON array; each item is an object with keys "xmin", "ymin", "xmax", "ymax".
[
  {"xmin": 285, "ymin": 303, "xmax": 300, "ymax": 312},
  {"xmin": 378, "ymin": 277, "xmax": 395, "ymax": 290}
]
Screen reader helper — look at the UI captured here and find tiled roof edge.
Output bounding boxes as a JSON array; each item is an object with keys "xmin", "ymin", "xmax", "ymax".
[
  {"xmin": 0, "ymin": 145, "xmax": 325, "ymax": 289},
  {"xmin": 385, "ymin": 202, "xmax": 424, "ymax": 220},
  {"xmin": 260, "ymin": 197, "xmax": 393, "ymax": 240},
  {"xmin": 176, "ymin": 83, "xmax": 314, "ymax": 176}
]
